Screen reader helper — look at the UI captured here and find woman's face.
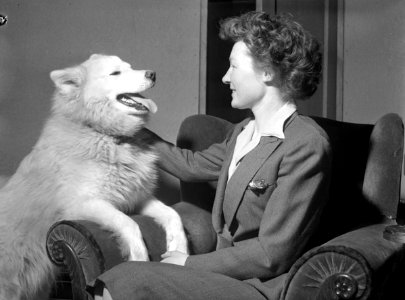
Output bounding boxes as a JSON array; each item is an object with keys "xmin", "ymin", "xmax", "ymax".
[{"xmin": 222, "ymin": 41, "xmax": 266, "ymax": 110}]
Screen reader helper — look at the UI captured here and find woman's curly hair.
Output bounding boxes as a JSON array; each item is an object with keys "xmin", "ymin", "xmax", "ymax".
[{"xmin": 219, "ymin": 11, "xmax": 322, "ymax": 101}]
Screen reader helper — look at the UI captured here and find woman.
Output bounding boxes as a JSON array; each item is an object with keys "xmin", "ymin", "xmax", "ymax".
[{"xmin": 93, "ymin": 11, "xmax": 331, "ymax": 300}]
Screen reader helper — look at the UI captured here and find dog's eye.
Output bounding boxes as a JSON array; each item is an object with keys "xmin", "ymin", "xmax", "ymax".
[{"xmin": 110, "ymin": 71, "xmax": 121, "ymax": 76}]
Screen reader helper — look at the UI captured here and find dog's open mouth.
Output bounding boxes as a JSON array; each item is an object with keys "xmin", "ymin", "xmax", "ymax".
[
  {"xmin": 117, "ymin": 93, "xmax": 147, "ymax": 110},
  {"xmin": 116, "ymin": 93, "xmax": 157, "ymax": 114}
]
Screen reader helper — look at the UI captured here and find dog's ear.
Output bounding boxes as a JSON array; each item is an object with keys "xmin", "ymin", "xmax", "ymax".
[
  {"xmin": 89, "ymin": 53, "xmax": 103, "ymax": 60},
  {"xmin": 50, "ymin": 67, "xmax": 84, "ymax": 94}
]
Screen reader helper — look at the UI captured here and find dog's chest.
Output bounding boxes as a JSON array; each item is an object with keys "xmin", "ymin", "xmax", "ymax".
[
  {"xmin": 107, "ymin": 143, "xmax": 157, "ymax": 185},
  {"xmin": 68, "ymin": 139, "xmax": 158, "ymax": 203}
]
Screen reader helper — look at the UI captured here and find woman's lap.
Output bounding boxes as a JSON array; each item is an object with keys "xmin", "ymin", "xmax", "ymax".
[{"xmin": 92, "ymin": 261, "xmax": 267, "ymax": 300}]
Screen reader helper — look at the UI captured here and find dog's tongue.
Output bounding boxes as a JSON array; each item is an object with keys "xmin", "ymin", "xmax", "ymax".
[{"xmin": 137, "ymin": 98, "xmax": 158, "ymax": 114}]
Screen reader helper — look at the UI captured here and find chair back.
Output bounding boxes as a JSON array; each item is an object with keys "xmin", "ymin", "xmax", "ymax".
[
  {"xmin": 176, "ymin": 114, "xmax": 234, "ymax": 210},
  {"xmin": 176, "ymin": 113, "xmax": 404, "ymax": 245},
  {"xmin": 309, "ymin": 114, "xmax": 403, "ymax": 245}
]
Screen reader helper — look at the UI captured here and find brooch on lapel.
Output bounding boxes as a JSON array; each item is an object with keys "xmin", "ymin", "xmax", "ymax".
[{"xmin": 248, "ymin": 179, "xmax": 270, "ymax": 193}]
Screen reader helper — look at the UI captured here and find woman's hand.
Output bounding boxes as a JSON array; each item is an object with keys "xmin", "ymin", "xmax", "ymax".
[{"xmin": 160, "ymin": 251, "xmax": 189, "ymax": 266}]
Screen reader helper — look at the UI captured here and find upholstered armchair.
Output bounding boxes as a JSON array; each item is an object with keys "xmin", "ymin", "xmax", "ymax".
[{"xmin": 47, "ymin": 113, "xmax": 405, "ymax": 300}]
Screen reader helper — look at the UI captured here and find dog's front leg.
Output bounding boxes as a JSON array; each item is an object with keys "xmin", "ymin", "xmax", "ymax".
[
  {"xmin": 68, "ymin": 200, "xmax": 149, "ymax": 261},
  {"xmin": 141, "ymin": 199, "xmax": 189, "ymax": 254}
]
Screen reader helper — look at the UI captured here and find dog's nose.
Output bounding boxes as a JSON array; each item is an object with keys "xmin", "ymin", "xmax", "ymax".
[{"xmin": 145, "ymin": 71, "xmax": 156, "ymax": 82}]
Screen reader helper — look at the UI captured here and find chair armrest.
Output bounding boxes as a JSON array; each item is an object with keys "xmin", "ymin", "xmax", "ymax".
[
  {"xmin": 172, "ymin": 201, "xmax": 217, "ymax": 254},
  {"xmin": 46, "ymin": 215, "xmax": 166, "ymax": 300},
  {"xmin": 46, "ymin": 203, "xmax": 216, "ymax": 299},
  {"xmin": 281, "ymin": 222, "xmax": 405, "ymax": 300}
]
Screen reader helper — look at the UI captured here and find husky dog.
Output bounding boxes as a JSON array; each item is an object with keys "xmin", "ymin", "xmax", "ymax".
[{"xmin": 0, "ymin": 54, "xmax": 188, "ymax": 300}]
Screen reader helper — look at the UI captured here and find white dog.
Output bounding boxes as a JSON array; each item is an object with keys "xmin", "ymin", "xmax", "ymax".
[{"xmin": 0, "ymin": 54, "xmax": 188, "ymax": 300}]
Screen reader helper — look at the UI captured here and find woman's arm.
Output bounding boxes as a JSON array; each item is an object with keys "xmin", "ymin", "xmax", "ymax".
[
  {"xmin": 153, "ymin": 137, "xmax": 227, "ymax": 182},
  {"xmin": 145, "ymin": 120, "xmax": 241, "ymax": 182}
]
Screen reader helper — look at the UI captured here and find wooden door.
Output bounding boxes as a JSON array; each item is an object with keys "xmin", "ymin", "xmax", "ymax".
[
  {"xmin": 269, "ymin": 0, "xmax": 338, "ymax": 119},
  {"xmin": 205, "ymin": 0, "xmax": 256, "ymax": 123},
  {"xmin": 204, "ymin": 0, "xmax": 339, "ymax": 120}
]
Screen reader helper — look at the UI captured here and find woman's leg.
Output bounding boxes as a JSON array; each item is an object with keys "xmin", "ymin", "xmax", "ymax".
[{"xmin": 91, "ymin": 261, "xmax": 267, "ymax": 300}]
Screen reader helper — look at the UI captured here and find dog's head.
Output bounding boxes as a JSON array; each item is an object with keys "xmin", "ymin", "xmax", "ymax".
[{"xmin": 50, "ymin": 54, "xmax": 157, "ymax": 136}]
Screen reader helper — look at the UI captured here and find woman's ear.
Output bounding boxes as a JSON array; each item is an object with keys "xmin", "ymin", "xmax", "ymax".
[{"xmin": 262, "ymin": 70, "xmax": 275, "ymax": 83}]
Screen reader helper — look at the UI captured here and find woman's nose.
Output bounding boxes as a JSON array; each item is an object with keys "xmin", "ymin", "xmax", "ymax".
[{"xmin": 222, "ymin": 68, "xmax": 230, "ymax": 84}]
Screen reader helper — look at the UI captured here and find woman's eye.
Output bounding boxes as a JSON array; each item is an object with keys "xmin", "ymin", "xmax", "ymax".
[{"xmin": 110, "ymin": 71, "xmax": 121, "ymax": 76}]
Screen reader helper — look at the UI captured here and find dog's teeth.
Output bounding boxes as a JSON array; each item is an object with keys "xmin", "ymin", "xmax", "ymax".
[
  {"xmin": 121, "ymin": 97, "xmax": 135, "ymax": 104},
  {"xmin": 117, "ymin": 93, "xmax": 149, "ymax": 111}
]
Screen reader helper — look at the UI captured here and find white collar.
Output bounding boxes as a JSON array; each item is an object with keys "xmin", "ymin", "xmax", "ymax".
[
  {"xmin": 227, "ymin": 102, "xmax": 295, "ymax": 181},
  {"xmin": 254, "ymin": 101, "xmax": 297, "ymax": 139}
]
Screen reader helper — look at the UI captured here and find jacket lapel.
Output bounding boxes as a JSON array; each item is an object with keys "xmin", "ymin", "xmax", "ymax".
[
  {"xmin": 211, "ymin": 112, "xmax": 297, "ymax": 233},
  {"xmin": 223, "ymin": 136, "xmax": 282, "ymax": 225},
  {"xmin": 211, "ymin": 166, "xmax": 229, "ymax": 233},
  {"xmin": 211, "ymin": 120, "xmax": 247, "ymax": 233}
]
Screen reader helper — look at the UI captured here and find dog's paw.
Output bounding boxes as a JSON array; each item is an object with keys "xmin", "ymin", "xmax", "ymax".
[
  {"xmin": 166, "ymin": 231, "xmax": 189, "ymax": 254},
  {"xmin": 119, "ymin": 229, "xmax": 150, "ymax": 261},
  {"xmin": 127, "ymin": 245, "xmax": 150, "ymax": 261}
]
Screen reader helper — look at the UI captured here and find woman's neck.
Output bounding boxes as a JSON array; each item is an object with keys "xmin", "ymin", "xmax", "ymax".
[{"xmin": 251, "ymin": 88, "xmax": 290, "ymax": 132}]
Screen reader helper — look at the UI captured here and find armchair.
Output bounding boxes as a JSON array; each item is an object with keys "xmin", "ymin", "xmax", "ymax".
[{"xmin": 47, "ymin": 113, "xmax": 405, "ymax": 300}]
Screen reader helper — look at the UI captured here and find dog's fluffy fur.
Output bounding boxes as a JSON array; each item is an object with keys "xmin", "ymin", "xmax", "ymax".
[{"xmin": 0, "ymin": 54, "xmax": 188, "ymax": 300}]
